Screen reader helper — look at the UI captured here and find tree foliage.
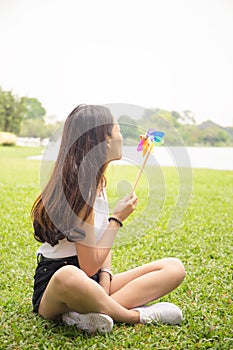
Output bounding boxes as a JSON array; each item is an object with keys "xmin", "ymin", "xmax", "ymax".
[
  {"xmin": 1, "ymin": 86, "xmax": 232, "ymax": 145},
  {"xmin": 118, "ymin": 115, "xmax": 139, "ymax": 144},
  {"xmin": 0, "ymin": 86, "xmax": 60, "ymax": 139},
  {"xmin": 19, "ymin": 118, "xmax": 61, "ymax": 138},
  {"xmin": 118, "ymin": 108, "xmax": 233, "ymax": 147},
  {"xmin": 198, "ymin": 125, "xmax": 231, "ymax": 146},
  {"xmin": 0, "ymin": 87, "xmax": 26, "ymax": 134},
  {"xmin": 21, "ymin": 97, "xmax": 46, "ymax": 119}
]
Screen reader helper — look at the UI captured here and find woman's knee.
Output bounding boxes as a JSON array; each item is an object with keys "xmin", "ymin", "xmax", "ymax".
[
  {"xmin": 170, "ymin": 257, "xmax": 186, "ymax": 281},
  {"xmin": 161, "ymin": 257, "xmax": 186, "ymax": 282},
  {"xmin": 52, "ymin": 265, "xmax": 88, "ymax": 294}
]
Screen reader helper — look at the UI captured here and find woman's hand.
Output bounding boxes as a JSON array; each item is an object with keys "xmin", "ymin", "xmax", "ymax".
[
  {"xmin": 113, "ymin": 192, "xmax": 138, "ymax": 222},
  {"xmin": 99, "ymin": 272, "xmax": 111, "ymax": 295}
]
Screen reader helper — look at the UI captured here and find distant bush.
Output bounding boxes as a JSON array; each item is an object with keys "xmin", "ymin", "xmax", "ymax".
[{"xmin": 0, "ymin": 131, "xmax": 17, "ymax": 146}]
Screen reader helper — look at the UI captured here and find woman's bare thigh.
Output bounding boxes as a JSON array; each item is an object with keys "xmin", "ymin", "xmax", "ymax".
[
  {"xmin": 38, "ymin": 265, "xmax": 89, "ymax": 320},
  {"xmin": 110, "ymin": 258, "xmax": 184, "ymax": 295},
  {"xmin": 110, "ymin": 260, "xmax": 161, "ymax": 295}
]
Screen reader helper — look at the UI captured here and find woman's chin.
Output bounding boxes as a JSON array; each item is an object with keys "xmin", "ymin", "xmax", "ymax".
[{"xmin": 108, "ymin": 155, "xmax": 122, "ymax": 163}]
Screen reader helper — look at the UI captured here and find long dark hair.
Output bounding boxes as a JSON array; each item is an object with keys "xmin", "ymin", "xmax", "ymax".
[{"xmin": 32, "ymin": 105, "xmax": 114, "ymax": 246}]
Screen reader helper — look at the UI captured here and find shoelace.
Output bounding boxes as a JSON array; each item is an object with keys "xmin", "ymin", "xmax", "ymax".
[{"xmin": 142, "ymin": 310, "xmax": 161, "ymax": 324}]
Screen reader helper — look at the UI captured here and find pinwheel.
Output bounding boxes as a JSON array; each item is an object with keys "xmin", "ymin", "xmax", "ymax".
[
  {"xmin": 137, "ymin": 128, "xmax": 165, "ymax": 156},
  {"xmin": 131, "ymin": 128, "xmax": 165, "ymax": 192}
]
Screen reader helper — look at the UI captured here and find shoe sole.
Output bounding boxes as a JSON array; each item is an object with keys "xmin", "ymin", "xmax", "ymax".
[{"xmin": 63, "ymin": 312, "xmax": 114, "ymax": 333}]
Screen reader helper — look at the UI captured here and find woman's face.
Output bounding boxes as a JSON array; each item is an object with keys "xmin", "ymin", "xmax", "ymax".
[{"xmin": 107, "ymin": 122, "xmax": 123, "ymax": 161}]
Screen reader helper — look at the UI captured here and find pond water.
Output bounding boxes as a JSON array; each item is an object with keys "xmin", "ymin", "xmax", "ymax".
[
  {"xmin": 29, "ymin": 146, "xmax": 233, "ymax": 171},
  {"xmin": 114, "ymin": 146, "xmax": 233, "ymax": 171}
]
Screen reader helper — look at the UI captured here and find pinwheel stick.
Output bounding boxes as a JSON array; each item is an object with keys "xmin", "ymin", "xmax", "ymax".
[
  {"xmin": 131, "ymin": 147, "xmax": 151, "ymax": 194},
  {"xmin": 131, "ymin": 128, "xmax": 165, "ymax": 194}
]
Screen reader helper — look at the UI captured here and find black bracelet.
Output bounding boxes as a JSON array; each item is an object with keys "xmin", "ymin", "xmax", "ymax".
[
  {"xmin": 108, "ymin": 216, "xmax": 123, "ymax": 227},
  {"xmin": 99, "ymin": 268, "xmax": 113, "ymax": 281}
]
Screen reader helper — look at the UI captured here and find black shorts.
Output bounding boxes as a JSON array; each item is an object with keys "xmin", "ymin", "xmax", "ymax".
[{"xmin": 32, "ymin": 254, "xmax": 100, "ymax": 313}]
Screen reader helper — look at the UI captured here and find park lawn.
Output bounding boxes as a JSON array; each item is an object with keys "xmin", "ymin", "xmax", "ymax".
[{"xmin": 0, "ymin": 146, "xmax": 232, "ymax": 350}]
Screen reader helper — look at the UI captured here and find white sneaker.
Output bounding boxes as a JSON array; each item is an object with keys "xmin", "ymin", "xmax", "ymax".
[
  {"xmin": 62, "ymin": 311, "xmax": 114, "ymax": 333},
  {"xmin": 133, "ymin": 302, "xmax": 183, "ymax": 325}
]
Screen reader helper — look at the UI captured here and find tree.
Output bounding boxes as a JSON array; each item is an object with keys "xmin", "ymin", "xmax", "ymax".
[
  {"xmin": 21, "ymin": 97, "xmax": 46, "ymax": 119},
  {"xmin": 179, "ymin": 124, "xmax": 202, "ymax": 146},
  {"xmin": 181, "ymin": 110, "xmax": 196, "ymax": 124},
  {"xmin": 0, "ymin": 87, "xmax": 26, "ymax": 134},
  {"xmin": 199, "ymin": 127, "xmax": 230, "ymax": 146},
  {"xmin": 118, "ymin": 115, "xmax": 139, "ymax": 143},
  {"xmin": 19, "ymin": 97, "xmax": 49, "ymax": 137},
  {"xmin": 19, "ymin": 118, "xmax": 61, "ymax": 139}
]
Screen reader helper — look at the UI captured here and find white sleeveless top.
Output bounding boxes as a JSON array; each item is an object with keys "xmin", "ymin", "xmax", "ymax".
[{"xmin": 36, "ymin": 196, "xmax": 109, "ymax": 258}]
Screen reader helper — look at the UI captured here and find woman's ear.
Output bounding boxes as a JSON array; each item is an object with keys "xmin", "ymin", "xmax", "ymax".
[{"xmin": 106, "ymin": 135, "xmax": 111, "ymax": 149}]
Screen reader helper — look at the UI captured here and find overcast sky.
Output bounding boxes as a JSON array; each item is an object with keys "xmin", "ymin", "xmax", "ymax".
[{"xmin": 0, "ymin": 0, "xmax": 233, "ymax": 126}]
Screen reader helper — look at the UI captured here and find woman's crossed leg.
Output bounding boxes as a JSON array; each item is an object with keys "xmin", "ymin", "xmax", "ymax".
[{"xmin": 38, "ymin": 257, "xmax": 185, "ymax": 325}]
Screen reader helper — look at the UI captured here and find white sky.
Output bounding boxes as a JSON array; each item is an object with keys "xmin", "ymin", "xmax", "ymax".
[{"xmin": 0, "ymin": 0, "xmax": 233, "ymax": 126}]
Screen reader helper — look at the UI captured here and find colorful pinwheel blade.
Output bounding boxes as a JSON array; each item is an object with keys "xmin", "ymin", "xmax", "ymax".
[
  {"xmin": 146, "ymin": 128, "xmax": 157, "ymax": 136},
  {"xmin": 150, "ymin": 130, "xmax": 165, "ymax": 138},
  {"xmin": 137, "ymin": 128, "xmax": 165, "ymax": 155},
  {"xmin": 137, "ymin": 140, "xmax": 144, "ymax": 151}
]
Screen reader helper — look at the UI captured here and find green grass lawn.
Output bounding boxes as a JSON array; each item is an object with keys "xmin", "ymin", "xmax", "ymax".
[{"xmin": 0, "ymin": 146, "xmax": 232, "ymax": 350}]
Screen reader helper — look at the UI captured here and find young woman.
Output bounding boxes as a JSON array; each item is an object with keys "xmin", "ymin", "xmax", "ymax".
[{"xmin": 32, "ymin": 104, "xmax": 185, "ymax": 333}]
